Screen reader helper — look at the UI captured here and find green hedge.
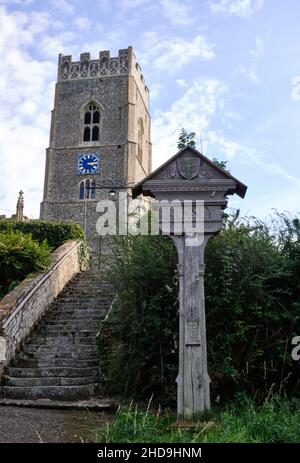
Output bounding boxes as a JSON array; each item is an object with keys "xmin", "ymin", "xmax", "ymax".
[
  {"xmin": 0, "ymin": 230, "xmax": 51, "ymax": 298},
  {"xmin": 0, "ymin": 220, "xmax": 84, "ymax": 249}
]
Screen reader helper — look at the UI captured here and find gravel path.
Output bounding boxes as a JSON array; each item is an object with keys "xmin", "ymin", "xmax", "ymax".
[{"xmin": 0, "ymin": 406, "xmax": 113, "ymax": 443}]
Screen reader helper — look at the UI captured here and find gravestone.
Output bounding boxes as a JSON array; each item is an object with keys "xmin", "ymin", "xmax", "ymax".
[{"xmin": 132, "ymin": 146, "xmax": 247, "ymax": 420}]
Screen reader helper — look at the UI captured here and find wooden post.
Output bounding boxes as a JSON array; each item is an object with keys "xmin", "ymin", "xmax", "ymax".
[
  {"xmin": 131, "ymin": 146, "xmax": 247, "ymax": 422},
  {"xmin": 172, "ymin": 233, "xmax": 211, "ymax": 420}
]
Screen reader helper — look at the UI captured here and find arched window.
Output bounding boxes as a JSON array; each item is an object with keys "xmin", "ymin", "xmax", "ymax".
[
  {"xmin": 79, "ymin": 181, "xmax": 85, "ymax": 200},
  {"xmin": 83, "ymin": 102, "xmax": 100, "ymax": 142},
  {"xmin": 79, "ymin": 179, "xmax": 97, "ymax": 200},
  {"xmin": 93, "ymin": 111, "xmax": 100, "ymax": 124},
  {"xmin": 92, "ymin": 126, "xmax": 99, "ymax": 141},
  {"xmin": 86, "ymin": 179, "xmax": 90, "ymax": 199},
  {"xmin": 84, "ymin": 111, "xmax": 91, "ymax": 124},
  {"xmin": 137, "ymin": 118, "xmax": 144, "ymax": 163},
  {"xmin": 83, "ymin": 127, "xmax": 90, "ymax": 142},
  {"xmin": 91, "ymin": 180, "xmax": 96, "ymax": 199}
]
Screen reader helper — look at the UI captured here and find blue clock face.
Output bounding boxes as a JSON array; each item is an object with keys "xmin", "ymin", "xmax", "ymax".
[{"xmin": 78, "ymin": 153, "xmax": 99, "ymax": 175}]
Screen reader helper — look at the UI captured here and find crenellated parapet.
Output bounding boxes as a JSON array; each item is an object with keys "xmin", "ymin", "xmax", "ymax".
[
  {"xmin": 57, "ymin": 47, "xmax": 149, "ymax": 104},
  {"xmin": 59, "ymin": 48, "xmax": 131, "ymax": 81}
]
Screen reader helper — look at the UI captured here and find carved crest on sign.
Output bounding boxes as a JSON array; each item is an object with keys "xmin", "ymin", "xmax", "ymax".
[{"xmin": 176, "ymin": 156, "xmax": 201, "ymax": 180}]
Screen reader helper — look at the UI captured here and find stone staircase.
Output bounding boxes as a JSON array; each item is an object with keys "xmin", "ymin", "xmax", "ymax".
[{"xmin": 0, "ymin": 270, "xmax": 114, "ymax": 401}]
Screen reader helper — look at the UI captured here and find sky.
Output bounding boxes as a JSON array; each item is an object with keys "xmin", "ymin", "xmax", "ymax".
[{"xmin": 0, "ymin": 0, "xmax": 299, "ymax": 220}]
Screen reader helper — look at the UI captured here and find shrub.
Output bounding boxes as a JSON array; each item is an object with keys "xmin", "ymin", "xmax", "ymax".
[
  {"xmin": 99, "ymin": 212, "xmax": 300, "ymax": 404},
  {"xmin": 99, "ymin": 235, "xmax": 178, "ymax": 404},
  {"xmin": 0, "ymin": 230, "xmax": 51, "ymax": 297},
  {"xmin": 205, "ymin": 212, "xmax": 300, "ymax": 399},
  {"xmin": 0, "ymin": 220, "xmax": 84, "ymax": 249}
]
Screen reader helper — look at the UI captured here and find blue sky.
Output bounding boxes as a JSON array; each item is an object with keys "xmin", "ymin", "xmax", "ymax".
[{"xmin": 0, "ymin": 0, "xmax": 299, "ymax": 220}]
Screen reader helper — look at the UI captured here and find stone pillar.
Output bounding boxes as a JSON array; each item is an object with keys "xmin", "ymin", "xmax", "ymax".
[
  {"xmin": 172, "ymin": 233, "xmax": 211, "ymax": 420},
  {"xmin": 16, "ymin": 190, "xmax": 24, "ymax": 221}
]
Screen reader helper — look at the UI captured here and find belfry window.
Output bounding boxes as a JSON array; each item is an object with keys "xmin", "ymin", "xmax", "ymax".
[
  {"xmin": 79, "ymin": 179, "xmax": 96, "ymax": 200},
  {"xmin": 83, "ymin": 127, "xmax": 90, "ymax": 142},
  {"xmin": 92, "ymin": 126, "xmax": 99, "ymax": 141},
  {"xmin": 83, "ymin": 103, "xmax": 100, "ymax": 142}
]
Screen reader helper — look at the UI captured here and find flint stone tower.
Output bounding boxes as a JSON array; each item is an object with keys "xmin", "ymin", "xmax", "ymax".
[{"xmin": 40, "ymin": 47, "xmax": 152, "ymax": 253}]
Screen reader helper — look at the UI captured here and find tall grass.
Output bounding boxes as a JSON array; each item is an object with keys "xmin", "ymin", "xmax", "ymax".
[{"xmin": 93, "ymin": 396, "xmax": 300, "ymax": 443}]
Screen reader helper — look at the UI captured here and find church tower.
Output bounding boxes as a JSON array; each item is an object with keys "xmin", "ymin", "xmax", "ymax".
[{"xmin": 40, "ymin": 47, "xmax": 152, "ymax": 252}]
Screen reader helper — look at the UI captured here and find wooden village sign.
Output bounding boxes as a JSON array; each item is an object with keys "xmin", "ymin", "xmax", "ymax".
[{"xmin": 132, "ymin": 147, "xmax": 247, "ymax": 420}]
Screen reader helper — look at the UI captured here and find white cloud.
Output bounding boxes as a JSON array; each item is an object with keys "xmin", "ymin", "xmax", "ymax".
[
  {"xmin": 233, "ymin": 37, "xmax": 264, "ymax": 84},
  {"xmin": 249, "ymin": 186, "xmax": 300, "ymax": 218},
  {"xmin": 206, "ymin": 132, "xmax": 300, "ymax": 189},
  {"xmin": 206, "ymin": 131, "xmax": 241, "ymax": 159},
  {"xmin": 210, "ymin": 0, "xmax": 264, "ymax": 18},
  {"xmin": 0, "ymin": 5, "xmax": 127, "ymax": 218},
  {"xmin": 0, "ymin": 0, "xmax": 33, "ymax": 5},
  {"xmin": 235, "ymin": 64, "xmax": 261, "ymax": 84},
  {"xmin": 97, "ymin": 0, "xmax": 113, "ymax": 12},
  {"xmin": 161, "ymin": 0, "xmax": 194, "ymax": 26},
  {"xmin": 119, "ymin": 0, "xmax": 151, "ymax": 7},
  {"xmin": 152, "ymin": 78, "xmax": 227, "ymax": 166},
  {"xmin": 119, "ymin": 0, "xmax": 194, "ymax": 26},
  {"xmin": 39, "ymin": 31, "xmax": 77, "ymax": 58},
  {"xmin": 245, "ymin": 150, "xmax": 300, "ymax": 187},
  {"xmin": 176, "ymin": 79, "xmax": 189, "ymax": 88},
  {"xmin": 140, "ymin": 32, "xmax": 215, "ymax": 73},
  {"xmin": 73, "ymin": 16, "xmax": 91, "ymax": 31},
  {"xmin": 53, "ymin": 0, "xmax": 74, "ymax": 14},
  {"xmin": 150, "ymin": 83, "xmax": 164, "ymax": 100},
  {"xmin": 151, "ymin": 75, "xmax": 300, "ymax": 199},
  {"xmin": 0, "ymin": 7, "xmax": 56, "ymax": 218},
  {"xmin": 250, "ymin": 37, "xmax": 264, "ymax": 57}
]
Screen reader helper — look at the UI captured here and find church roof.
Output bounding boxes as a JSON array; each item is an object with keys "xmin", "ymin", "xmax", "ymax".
[{"xmin": 132, "ymin": 146, "xmax": 247, "ymax": 199}]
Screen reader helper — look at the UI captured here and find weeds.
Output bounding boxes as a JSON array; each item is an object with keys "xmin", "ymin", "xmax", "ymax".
[{"xmin": 94, "ymin": 395, "xmax": 300, "ymax": 443}]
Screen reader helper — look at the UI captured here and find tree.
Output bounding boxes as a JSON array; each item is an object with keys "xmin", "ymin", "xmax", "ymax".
[
  {"xmin": 212, "ymin": 158, "xmax": 229, "ymax": 171},
  {"xmin": 177, "ymin": 128, "xmax": 196, "ymax": 150}
]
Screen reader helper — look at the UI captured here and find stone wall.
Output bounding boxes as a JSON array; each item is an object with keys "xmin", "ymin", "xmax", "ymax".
[{"xmin": 0, "ymin": 240, "xmax": 86, "ymax": 376}]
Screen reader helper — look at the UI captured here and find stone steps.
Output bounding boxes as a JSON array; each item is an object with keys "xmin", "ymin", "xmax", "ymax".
[
  {"xmin": 12, "ymin": 350, "xmax": 100, "ymax": 365},
  {"xmin": 22, "ymin": 344, "xmax": 97, "ymax": 353},
  {"xmin": 53, "ymin": 297, "xmax": 113, "ymax": 303},
  {"xmin": 39, "ymin": 317, "xmax": 103, "ymax": 324},
  {"xmin": 7, "ymin": 367, "xmax": 99, "ymax": 378},
  {"xmin": 2, "ymin": 384, "xmax": 99, "ymax": 400},
  {"xmin": 37, "ymin": 321, "xmax": 100, "ymax": 328},
  {"xmin": 25, "ymin": 339, "xmax": 97, "ymax": 348},
  {"xmin": 44, "ymin": 309, "xmax": 107, "ymax": 317},
  {"xmin": 1, "ymin": 270, "xmax": 113, "ymax": 401},
  {"xmin": 35, "ymin": 331, "xmax": 99, "ymax": 337},
  {"xmin": 0, "ymin": 398, "xmax": 113, "ymax": 411},
  {"xmin": 2, "ymin": 375, "xmax": 98, "ymax": 387},
  {"xmin": 12, "ymin": 358, "xmax": 99, "ymax": 368},
  {"xmin": 32, "ymin": 331, "xmax": 99, "ymax": 339}
]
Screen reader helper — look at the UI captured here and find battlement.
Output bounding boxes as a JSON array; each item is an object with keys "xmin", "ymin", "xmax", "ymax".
[
  {"xmin": 58, "ymin": 48, "xmax": 129, "ymax": 80},
  {"xmin": 58, "ymin": 47, "xmax": 148, "ymax": 92}
]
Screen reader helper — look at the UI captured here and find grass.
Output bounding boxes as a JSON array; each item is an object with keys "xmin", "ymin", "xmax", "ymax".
[{"xmin": 92, "ymin": 396, "xmax": 300, "ymax": 443}]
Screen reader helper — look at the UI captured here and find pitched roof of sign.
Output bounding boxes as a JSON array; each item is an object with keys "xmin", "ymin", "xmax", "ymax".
[{"xmin": 132, "ymin": 146, "xmax": 247, "ymax": 199}]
